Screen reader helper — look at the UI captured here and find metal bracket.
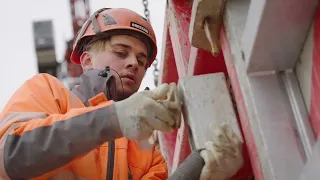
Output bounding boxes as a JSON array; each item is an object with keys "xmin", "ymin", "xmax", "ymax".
[{"xmin": 189, "ymin": 0, "xmax": 227, "ymax": 56}]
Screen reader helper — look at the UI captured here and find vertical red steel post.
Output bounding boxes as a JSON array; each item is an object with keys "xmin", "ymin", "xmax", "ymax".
[
  {"xmin": 159, "ymin": 0, "xmax": 253, "ymax": 178},
  {"xmin": 310, "ymin": 5, "xmax": 320, "ymax": 138}
]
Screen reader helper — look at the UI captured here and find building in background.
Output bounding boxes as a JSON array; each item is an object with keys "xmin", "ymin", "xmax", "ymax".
[
  {"xmin": 33, "ymin": 20, "xmax": 58, "ymax": 77},
  {"xmin": 0, "ymin": 0, "xmax": 165, "ymax": 110}
]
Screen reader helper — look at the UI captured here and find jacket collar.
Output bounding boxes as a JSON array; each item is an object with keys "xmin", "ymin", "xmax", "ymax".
[{"xmin": 71, "ymin": 69, "xmax": 118, "ymax": 106}]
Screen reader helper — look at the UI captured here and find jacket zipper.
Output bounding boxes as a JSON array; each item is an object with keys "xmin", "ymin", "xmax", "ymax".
[{"xmin": 106, "ymin": 140, "xmax": 115, "ymax": 180}]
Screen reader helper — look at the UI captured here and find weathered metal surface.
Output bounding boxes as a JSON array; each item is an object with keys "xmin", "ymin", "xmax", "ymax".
[
  {"xmin": 157, "ymin": 8, "xmax": 179, "ymax": 171},
  {"xmin": 299, "ymin": 139, "xmax": 320, "ymax": 180},
  {"xmin": 295, "ymin": 26, "xmax": 314, "ymax": 114},
  {"xmin": 178, "ymin": 73, "xmax": 242, "ymax": 149},
  {"xmin": 282, "ymin": 72, "xmax": 315, "ymax": 160},
  {"xmin": 220, "ymin": 0, "xmax": 315, "ymax": 178},
  {"xmin": 242, "ymin": 0, "xmax": 318, "ymax": 73},
  {"xmin": 167, "ymin": 0, "xmax": 193, "ymax": 77},
  {"xmin": 221, "ymin": 27, "xmax": 263, "ymax": 180}
]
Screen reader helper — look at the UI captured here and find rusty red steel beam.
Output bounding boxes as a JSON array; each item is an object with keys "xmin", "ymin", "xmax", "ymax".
[
  {"xmin": 157, "ymin": 5, "xmax": 179, "ymax": 171},
  {"xmin": 310, "ymin": 5, "xmax": 320, "ymax": 138},
  {"xmin": 188, "ymin": 47, "xmax": 227, "ymax": 76},
  {"xmin": 159, "ymin": 0, "xmax": 193, "ymax": 172},
  {"xmin": 159, "ymin": 0, "xmax": 253, "ymax": 178},
  {"xmin": 167, "ymin": 0, "xmax": 192, "ymax": 77},
  {"xmin": 171, "ymin": 116, "xmax": 191, "ymax": 172}
]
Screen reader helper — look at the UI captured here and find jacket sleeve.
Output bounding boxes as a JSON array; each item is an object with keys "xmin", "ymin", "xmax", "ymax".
[
  {"xmin": 0, "ymin": 74, "xmax": 122, "ymax": 179},
  {"xmin": 141, "ymin": 148, "xmax": 169, "ymax": 180},
  {"xmin": 168, "ymin": 150, "xmax": 205, "ymax": 180}
]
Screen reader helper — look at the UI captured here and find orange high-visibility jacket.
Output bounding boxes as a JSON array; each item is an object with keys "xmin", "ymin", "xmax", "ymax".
[{"xmin": 0, "ymin": 72, "xmax": 168, "ymax": 180}]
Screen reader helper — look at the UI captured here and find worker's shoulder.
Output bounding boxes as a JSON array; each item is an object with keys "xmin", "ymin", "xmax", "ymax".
[
  {"xmin": 26, "ymin": 73, "xmax": 66, "ymax": 88},
  {"xmin": 28, "ymin": 73, "xmax": 60, "ymax": 83},
  {"xmin": 0, "ymin": 74, "xmax": 68, "ymax": 116}
]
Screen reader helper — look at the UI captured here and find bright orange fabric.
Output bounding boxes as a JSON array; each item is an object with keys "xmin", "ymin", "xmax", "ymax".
[{"xmin": 0, "ymin": 73, "xmax": 168, "ymax": 180}]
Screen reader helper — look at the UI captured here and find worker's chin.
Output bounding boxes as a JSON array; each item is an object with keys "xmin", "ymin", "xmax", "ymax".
[{"xmin": 118, "ymin": 86, "xmax": 138, "ymax": 100}]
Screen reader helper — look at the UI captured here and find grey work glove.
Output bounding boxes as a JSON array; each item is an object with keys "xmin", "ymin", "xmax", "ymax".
[
  {"xmin": 114, "ymin": 83, "xmax": 181, "ymax": 141},
  {"xmin": 200, "ymin": 124, "xmax": 244, "ymax": 180}
]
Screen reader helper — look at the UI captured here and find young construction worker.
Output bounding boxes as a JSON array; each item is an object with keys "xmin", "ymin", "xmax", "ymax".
[{"xmin": 0, "ymin": 8, "xmax": 243, "ymax": 180}]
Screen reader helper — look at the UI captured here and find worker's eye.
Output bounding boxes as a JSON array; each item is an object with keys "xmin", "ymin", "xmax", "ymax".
[
  {"xmin": 113, "ymin": 50, "xmax": 127, "ymax": 58},
  {"xmin": 137, "ymin": 59, "xmax": 146, "ymax": 67}
]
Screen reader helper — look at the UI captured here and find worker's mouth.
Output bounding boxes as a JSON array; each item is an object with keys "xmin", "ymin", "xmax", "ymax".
[{"xmin": 121, "ymin": 74, "xmax": 136, "ymax": 84}]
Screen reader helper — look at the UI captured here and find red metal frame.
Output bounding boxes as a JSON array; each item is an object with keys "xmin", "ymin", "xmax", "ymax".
[
  {"xmin": 159, "ymin": 0, "xmax": 253, "ymax": 178},
  {"xmin": 310, "ymin": 5, "xmax": 320, "ymax": 138},
  {"xmin": 220, "ymin": 27, "xmax": 262, "ymax": 180}
]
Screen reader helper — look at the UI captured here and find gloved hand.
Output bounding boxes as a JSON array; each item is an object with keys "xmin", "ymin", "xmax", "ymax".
[
  {"xmin": 199, "ymin": 124, "xmax": 244, "ymax": 180},
  {"xmin": 148, "ymin": 82, "xmax": 182, "ymax": 148},
  {"xmin": 114, "ymin": 83, "xmax": 181, "ymax": 141}
]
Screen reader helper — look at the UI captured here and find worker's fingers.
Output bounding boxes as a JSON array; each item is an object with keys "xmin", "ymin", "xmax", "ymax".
[
  {"xmin": 202, "ymin": 142, "xmax": 215, "ymax": 163},
  {"xmin": 141, "ymin": 83, "xmax": 170, "ymax": 100},
  {"xmin": 230, "ymin": 130, "xmax": 243, "ymax": 151},
  {"xmin": 212, "ymin": 125, "xmax": 229, "ymax": 147},
  {"xmin": 219, "ymin": 123, "xmax": 243, "ymax": 155},
  {"xmin": 148, "ymin": 134, "xmax": 156, "ymax": 144},
  {"xmin": 200, "ymin": 126, "xmax": 245, "ymax": 180},
  {"xmin": 156, "ymin": 100, "xmax": 181, "ymax": 127},
  {"xmin": 170, "ymin": 110, "xmax": 181, "ymax": 128},
  {"xmin": 153, "ymin": 130, "xmax": 159, "ymax": 142},
  {"xmin": 205, "ymin": 141, "xmax": 221, "ymax": 167},
  {"xmin": 157, "ymin": 100, "xmax": 181, "ymax": 110},
  {"xmin": 167, "ymin": 82, "xmax": 177, "ymax": 100},
  {"xmin": 141, "ymin": 99, "xmax": 176, "ymax": 130},
  {"xmin": 152, "ymin": 106, "xmax": 176, "ymax": 127},
  {"xmin": 125, "ymin": 119, "xmax": 154, "ymax": 140},
  {"xmin": 200, "ymin": 149, "xmax": 215, "ymax": 180},
  {"xmin": 222, "ymin": 123, "xmax": 233, "ymax": 139},
  {"xmin": 143, "ymin": 115, "xmax": 174, "ymax": 132},
  {"xmin": 211, "ymin": 127, "xmax": 238, "ymax": 158},
  {"xmin": 148, "ymin": 131, "xmax": 160, "ymax": 151}
]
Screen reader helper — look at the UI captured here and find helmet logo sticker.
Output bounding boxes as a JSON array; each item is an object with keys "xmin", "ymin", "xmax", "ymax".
[
  {"xmin": 102, "ymin": 13, "xmax": 117, "ymax": 26},
  {"xmin": 130, "ymin": 22, "xmax": 149, "ymax": 34}
]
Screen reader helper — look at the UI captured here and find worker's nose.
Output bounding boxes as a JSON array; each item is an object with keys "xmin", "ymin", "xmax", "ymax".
[{"xmin": 125, "ymin": 54, "xmax": 139, "ymax": 72}]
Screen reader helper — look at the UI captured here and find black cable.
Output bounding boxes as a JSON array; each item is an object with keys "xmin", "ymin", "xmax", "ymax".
[
  {"xmin": 99, "ymin": 66, "xmax": 152, "ymax": 99},
  {"xmin": 109, "ymin": 67, "xmax": 125, "ymax": 99}
]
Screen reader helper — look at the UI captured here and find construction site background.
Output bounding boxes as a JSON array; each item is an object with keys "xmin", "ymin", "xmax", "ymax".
[{"xmin": 0, "ymin": 0, "xmax": 165, "ymax": 110}]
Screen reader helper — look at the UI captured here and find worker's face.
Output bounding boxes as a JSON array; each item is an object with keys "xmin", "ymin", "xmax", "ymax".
[{"xmin": 80, "ymin": 35, "xmax": 148, "ymax": 99}]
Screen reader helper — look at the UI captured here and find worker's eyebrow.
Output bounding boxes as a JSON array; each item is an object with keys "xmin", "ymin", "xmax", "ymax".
[{"xmin": 112, "ymin": 43, "xmax": 131, "ymax": 50}]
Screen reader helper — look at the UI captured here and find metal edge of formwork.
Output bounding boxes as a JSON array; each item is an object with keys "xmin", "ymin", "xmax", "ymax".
[{"xmin": 221, "ymin": 0, "xmax": 317, "ymax": 179}]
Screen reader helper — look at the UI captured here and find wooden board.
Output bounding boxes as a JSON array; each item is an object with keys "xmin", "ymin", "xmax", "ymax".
[{"xmin": 189, "ymin": 0, "xmax": 226, "ymax": 55}]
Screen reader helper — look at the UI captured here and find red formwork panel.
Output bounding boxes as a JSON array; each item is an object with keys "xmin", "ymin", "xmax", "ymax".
[
  {"xmin": 158, "ymin": 0, "xmax": 192, "ymax": 171},
  {"xmin": 158, "ymin": 21, "xmax": 179, "ymax": 170},
  {"xmin": 310, "ymin": 5, "xmax": 320, "ymax": 138},
  {"xmin": 220, "ymin": 27, "xmax": 262, "ymax": 180},
  {"xmin": 159, "ymin": 0, "xmax": 253, "ymax": 178}
]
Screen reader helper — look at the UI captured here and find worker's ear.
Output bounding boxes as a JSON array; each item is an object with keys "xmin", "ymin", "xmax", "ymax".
[{"xmin": 80, "ymin": 51, "xmax": 93, "ymax": 71}]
